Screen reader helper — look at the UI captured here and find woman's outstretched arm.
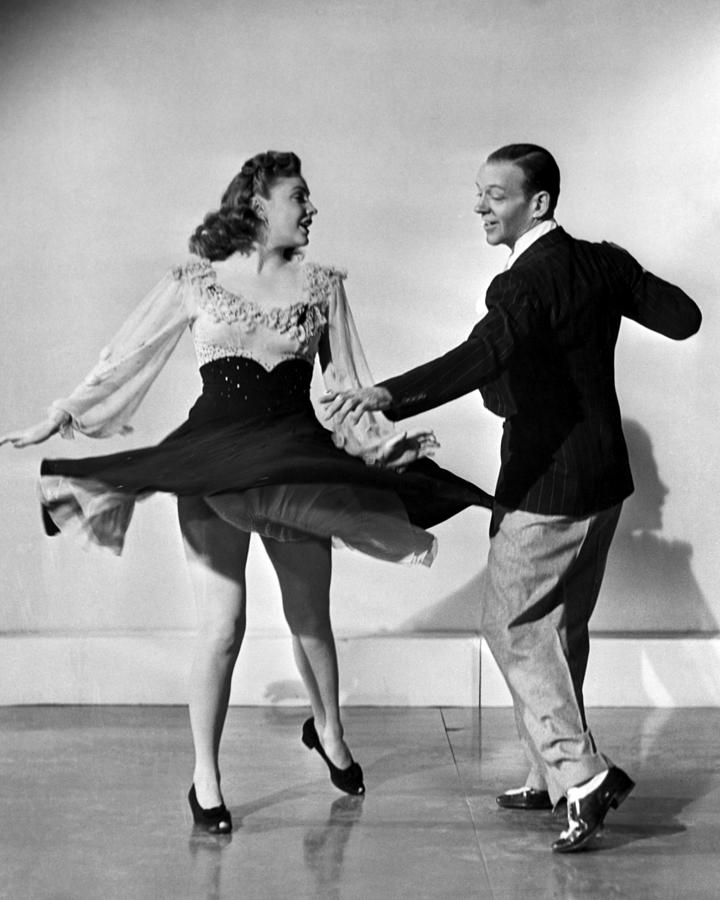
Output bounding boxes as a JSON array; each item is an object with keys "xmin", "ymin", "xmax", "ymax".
[
  {"xmin": 1, "ymin": 267, "xmax": 196, "ymax": 448},
  {"xmin": 0, "ymin": 407, "xmax": 70, "ymax": 448}
]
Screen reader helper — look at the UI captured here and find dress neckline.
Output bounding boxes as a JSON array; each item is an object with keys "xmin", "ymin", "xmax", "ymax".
[{"xmin": 201, "ymin": 257, "xmax": 312, "ymax": 315}]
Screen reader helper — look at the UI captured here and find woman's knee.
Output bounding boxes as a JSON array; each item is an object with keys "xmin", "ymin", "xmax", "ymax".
[
  {"xmin": 196, "ymin": 610, "xmax": 247, "ymax": 656},
  {"xmin": 282, "ymin": 592, "xmax": 331, "ymax": 637},
  {"xmin": 263, "ymin": 536, "xmax": 332, "ymax": 634}
]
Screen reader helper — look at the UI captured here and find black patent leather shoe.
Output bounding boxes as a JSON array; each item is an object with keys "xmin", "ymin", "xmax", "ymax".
[
  {"xmin": 301, "ymin": 718, "xmax": 365, "ymax": 796},
  {"xmin": 496, "ymin": 787, "xmax": 553, "ymax": 810},
  {"xmin": 188, "ymin": 784, "xmax": 233, "ymax": 834},
  {"xmin": 551, "ymin": 766, "xmax": 635, "ymax": 853}
]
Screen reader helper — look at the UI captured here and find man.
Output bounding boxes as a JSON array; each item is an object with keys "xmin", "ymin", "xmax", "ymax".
[{"xmin": 322, "ymin": 144, "xmax": 702, "ymax": 852}]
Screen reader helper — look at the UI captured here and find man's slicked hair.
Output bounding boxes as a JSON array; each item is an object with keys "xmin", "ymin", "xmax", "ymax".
[{"xmin": 487, "ymin": 144, "xmax": 560, "ymax": 218}]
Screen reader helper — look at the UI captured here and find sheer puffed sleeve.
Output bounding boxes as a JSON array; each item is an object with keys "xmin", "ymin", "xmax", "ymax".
[
  {"xmin": 50, "ymin": 267, "xmax": 197, "ymax": 438},
  {"xmin": 319, "ymin": 271, "xmax": 402, "ymax": 463}
]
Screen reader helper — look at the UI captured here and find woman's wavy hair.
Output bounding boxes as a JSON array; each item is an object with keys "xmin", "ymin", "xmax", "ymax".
[{"xmin": 189, "ymin": 151, "xmax": 303, "ymax": 260}]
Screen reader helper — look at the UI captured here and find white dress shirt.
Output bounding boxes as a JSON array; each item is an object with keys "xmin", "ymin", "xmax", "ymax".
[{"xmin": 505, "ymin": 219, "xmax": 558, "ymax": 270}]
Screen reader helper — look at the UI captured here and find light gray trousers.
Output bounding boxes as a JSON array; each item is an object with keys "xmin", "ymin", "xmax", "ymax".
[{"xmin": 480, "ymin": 502, "xmax": 622, "ymax": 803}]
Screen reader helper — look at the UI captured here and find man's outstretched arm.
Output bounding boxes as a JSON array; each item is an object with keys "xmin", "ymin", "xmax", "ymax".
[{"xmin": 322, "ymin": 274, "xmax": 541, "ymax": 425}]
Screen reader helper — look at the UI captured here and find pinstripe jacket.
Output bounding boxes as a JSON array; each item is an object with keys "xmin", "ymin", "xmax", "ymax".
[{"xmin": 381, "ymin": 227, "xmax": 701, "ymax": 516}]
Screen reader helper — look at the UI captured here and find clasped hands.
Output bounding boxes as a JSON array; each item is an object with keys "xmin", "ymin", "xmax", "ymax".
[{"xmin": 320, "ymin": 386, "xmax": 439, "ymax": 470}]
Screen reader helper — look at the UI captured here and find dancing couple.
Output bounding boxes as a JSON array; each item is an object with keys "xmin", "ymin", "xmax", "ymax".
[{"xmin": 1, "ymin": 144, "xmax": 700, "ymax": 853}]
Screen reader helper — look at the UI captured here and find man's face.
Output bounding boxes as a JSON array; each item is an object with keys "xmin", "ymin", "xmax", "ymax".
[{"xmin": 474, "ymin": 161, "xmax": 539, "ymax": 250}]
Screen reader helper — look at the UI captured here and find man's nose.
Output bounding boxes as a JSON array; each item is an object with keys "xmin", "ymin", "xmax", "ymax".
[{"xmin": 474, "ymin": 195, "xmax": 488, "ymax": 214}]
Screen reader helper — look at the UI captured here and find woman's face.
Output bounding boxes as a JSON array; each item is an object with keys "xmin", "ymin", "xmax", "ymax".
[{"xmin": 258, "ymin": 176, "xmax": 317, "ymax": 251}]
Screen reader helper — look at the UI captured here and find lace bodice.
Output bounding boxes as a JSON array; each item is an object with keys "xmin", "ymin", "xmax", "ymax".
[
  {"xmin": 179, "ymin": 258, "xmax": 335, "ymax": 370},
  {"xmin": 48, "ymin": 256, "xmax": 400, "ymax": 466}
]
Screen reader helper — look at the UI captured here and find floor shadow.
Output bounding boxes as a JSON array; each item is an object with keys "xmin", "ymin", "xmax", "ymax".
[
  {"xmin": 187, "ymin": 831, "xmax": 233, "ymax": 900},
  {"xmin": 303, "ymin": 795, "xmax": 364, "ymax": 899},
  {"xmin": 184, "ymin": 788, "xmax": 364, "ymax": 899},
  {"xmin": 568, "ymin": 706, "xmax": 715, "ymax": 855}
]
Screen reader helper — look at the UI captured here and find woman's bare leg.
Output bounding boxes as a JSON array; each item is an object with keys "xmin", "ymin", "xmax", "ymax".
[
  {"xmin": 290, "ymin": 633, "xmax": 327, "ymax": 728},
  {"xmin": 261, "ymin": 535, "xmax": 352, "ymax": 769},
  {"xmin": 179, "ymin": 496, "xmax": 251, "ymax": 809}
]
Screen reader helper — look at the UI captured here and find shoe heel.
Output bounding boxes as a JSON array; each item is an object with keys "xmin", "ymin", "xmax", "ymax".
[
  {"xmin": 301, "ymin": 718, "xmax": 316, "ymax": 750},
  {"xmin": 610, "ymin": 774, "xmax": 636, "ymax": 809},
  {"xmin": 301, "ymin": 717, "xmax": 365, "ymax": 796},
  {"xmin": 612, "ymin": 784, "xmax": 634, "ymax": 809}
]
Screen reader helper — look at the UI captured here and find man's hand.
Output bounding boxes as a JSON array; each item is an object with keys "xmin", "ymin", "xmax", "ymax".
[{"xmin": 320, "ymin": 386, "xmax": 393, "ymax": 426}]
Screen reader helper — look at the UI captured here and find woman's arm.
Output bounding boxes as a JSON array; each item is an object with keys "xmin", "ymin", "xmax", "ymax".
[
  {"xmin": 318, "ymin": 272, "xmax": 438, "ymax": 468},
  {"xmin": 0, "ymin": 407, "xmax": 70, "ymax": 449},
  {"xmin": 1, "ymin": 267, "xmax": 196, "ymax": 447}
]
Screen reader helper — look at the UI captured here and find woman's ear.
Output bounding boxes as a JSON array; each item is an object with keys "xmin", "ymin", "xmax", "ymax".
[{"xmin": 252, "ymin": 196, "xmax": 268, "ymax": 225}]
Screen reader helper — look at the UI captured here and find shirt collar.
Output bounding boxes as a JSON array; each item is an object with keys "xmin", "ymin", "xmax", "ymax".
[{"xmin": 504, "ymin": 219, "xmax": 557, "ymax": 270}]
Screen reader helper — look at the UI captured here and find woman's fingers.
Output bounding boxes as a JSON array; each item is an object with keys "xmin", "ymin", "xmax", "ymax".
[
  {"xmin": 0, "ymin": 420, "xmax": 58, "ymax": 448},
  {"xmin": 0, "ymin": 431, "xmax": 30, "ymax": 448}
]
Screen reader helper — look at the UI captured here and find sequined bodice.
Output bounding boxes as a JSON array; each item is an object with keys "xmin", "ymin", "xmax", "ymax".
[
  {"xmin": 180, "ymin": 258, "xmax": 335, "ymax": 372},
  {"xmin": 188, "ymin": 356, "xmax": 315, "ymax": 424}
]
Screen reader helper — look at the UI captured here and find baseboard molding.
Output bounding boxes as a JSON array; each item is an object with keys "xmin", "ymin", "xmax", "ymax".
[
  {"xmin": 1, "ymin": 632, "xmax": 719, "ymax": 707},
  {"xmin": 0, "ymin": 632, "xmax": 480, "ymax": 707},
  {"xmin": 480, "ymin": 634, "xmax": 720, "ymax": 707}
]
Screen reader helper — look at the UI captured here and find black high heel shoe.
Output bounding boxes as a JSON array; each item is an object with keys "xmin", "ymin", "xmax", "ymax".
[
  {"xmin": 301, "ymin": 717, "xmax": 365, "ymax": 796},
  {"xmin": 188, "ymin": 784, "xmax": 233, "ymax": 834}
]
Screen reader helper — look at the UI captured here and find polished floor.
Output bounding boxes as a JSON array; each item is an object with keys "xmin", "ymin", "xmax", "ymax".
[{"xmin": 1, "ymin": 706, "xmax": 719, "ymax": 899}]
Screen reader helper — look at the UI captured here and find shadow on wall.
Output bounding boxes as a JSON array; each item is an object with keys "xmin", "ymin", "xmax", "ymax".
[
  {"xmin": 399, "ymin": 417, "xmax": 714, "ymax": 635},
  {"xmin": 591, "ymin": 418, "xmax": 714, "ymax": 633}
]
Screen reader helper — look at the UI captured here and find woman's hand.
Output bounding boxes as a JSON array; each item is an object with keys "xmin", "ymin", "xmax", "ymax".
[
  {"xmin": 373, "ymin": 428, "xmax": 440, "ymax": 470},
  {"xmin": 0, "ymin": 414, "xmax": 67, "ymax": 448}
]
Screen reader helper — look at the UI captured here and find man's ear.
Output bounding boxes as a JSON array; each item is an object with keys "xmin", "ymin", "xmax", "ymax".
[{"xmin": 532, "ymin": 191, "xmax": 551, "ymax": 220}]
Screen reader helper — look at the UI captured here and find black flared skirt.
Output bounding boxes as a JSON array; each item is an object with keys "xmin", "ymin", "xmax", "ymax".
[{"xmin": 40, "ymin": 357, "xmax": 491, "ymax": 563}]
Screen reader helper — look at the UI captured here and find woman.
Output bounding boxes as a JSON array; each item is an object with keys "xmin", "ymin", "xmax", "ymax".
[{"xmin": 1, "ymin": 151, "xmax": 491, "ymax": 833}]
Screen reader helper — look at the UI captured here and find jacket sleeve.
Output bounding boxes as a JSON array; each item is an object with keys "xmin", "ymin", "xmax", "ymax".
[
  {"xmin": 379, "ymin": 272, "xmax": 543, "ymax": 420},
  {"xmin": 50, "ymin": 267, "xmax": 196, "ymax": 438},
  {"xmin": 606, "ymin": 243, "xmax": 702, "ymax": 339}
]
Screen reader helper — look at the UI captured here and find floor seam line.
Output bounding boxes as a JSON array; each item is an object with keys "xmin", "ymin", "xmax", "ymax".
[{"xmin": 440, "ymin": 707, "xmax": 497, "ymax": 900}]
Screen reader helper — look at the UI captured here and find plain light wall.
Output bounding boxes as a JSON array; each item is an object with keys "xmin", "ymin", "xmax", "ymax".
[{"xmin": 1, "ymin": 0, "xmax": 718, "ymax": 639}]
